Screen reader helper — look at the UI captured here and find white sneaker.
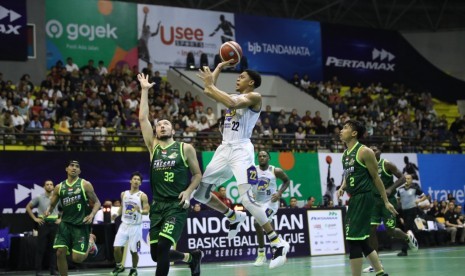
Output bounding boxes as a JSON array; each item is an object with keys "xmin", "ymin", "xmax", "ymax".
[
  {"xmin": 407, "ymin": 230, "xmax": 419, "ymax": 252},
  {"xmin": 254, "ymin": 252, "xmax": 267, "ymax": 266},
  {"xmin": 269, "ymin": 237, "xmax": 290, "ymax": 269},
  {"xmin": 227, "ymin": 211, "xmax": 247, "ymax": 239},
  {"xmin": 363, "ymin": 266, "xmax": 375, "ymax": 273}
]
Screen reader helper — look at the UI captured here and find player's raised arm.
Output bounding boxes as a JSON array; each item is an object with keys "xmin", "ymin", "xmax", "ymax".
[
  {"xmin": 211, "ymin": 60, "xmax": 234, "ymax": 84},
  {"xmin": 45, "ymin": 184, "xmax": 60, "ymax": 217},
  {"xmin": 137, "ymin": 73, "xmax": 157, "ymax": 155}
]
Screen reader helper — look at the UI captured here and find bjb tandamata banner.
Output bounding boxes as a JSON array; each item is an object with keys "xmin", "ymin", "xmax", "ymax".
[{"xmin": 46, "ymin": 0, "xmax": 137, "ymax": 70}]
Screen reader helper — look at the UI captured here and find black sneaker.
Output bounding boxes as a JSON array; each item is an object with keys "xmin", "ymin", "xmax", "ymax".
[
  {"xmin": 397, "ymin": 251, "xmax": 408, "ymax": 257},
  {"xmin": 128, "ymin": 268, "xmax": 138, "ymax": 276},
  {"xmin": 189, "ymin": 249, "xmax": 204, "ymax": 276},
  {"xmin": 111, "ymin": 265, "xmax": 125, "ymax": 275}
]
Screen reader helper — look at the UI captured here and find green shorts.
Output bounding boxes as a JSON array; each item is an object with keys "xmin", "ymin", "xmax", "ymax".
[
  {"xmin": 149, "ymin": 200, "xmax": 188, "ymax": 246},
  {"xmin": 370, "ymin": 196, "xmax": 397, "ymax": 229},
  {"xmin": 53, "ymin": 222, "xmax": 90, "ymax": 255},
  {"xmin": 345, "ymin": 192, "xmax": 374, "ymax": 240}
]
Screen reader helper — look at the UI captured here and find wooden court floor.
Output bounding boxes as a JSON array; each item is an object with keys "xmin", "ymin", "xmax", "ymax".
[{"xmin": 6, "ymin": 246, "xmax": 464, "ymax": 276}]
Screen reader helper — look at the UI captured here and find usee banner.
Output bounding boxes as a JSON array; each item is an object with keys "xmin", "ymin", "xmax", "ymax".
[
  {"xmin": 235, "ymin": 14, "xmax": 323, "ymax": 81},
  {"xmin": 46, "ymin": 0, "xmax": 137, "ymax": 70},
  {"xmin": 201, "ymin": 152, "xmax": 322, "ymax": 205},
  {"xmin": 137, "ymin": 4, "xmax": 234, "ymax": 73},
  {"xmin": 0, "ymin": 0, "xmax": 27, "ymax": 61},
  {"xmin": 177, "ymin": 209, "xmax": 310, "ymax": 262}
]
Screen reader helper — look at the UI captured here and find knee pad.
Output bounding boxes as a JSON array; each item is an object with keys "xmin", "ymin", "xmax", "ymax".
[
  {"xmin": 361, "ymin": 239, "xmax": 374, "ymax": 256},
  {"xmin": 193, "ymin": 182, "xmax": 214, "ymax": 204},
  {"xmin": 348, "ymin": 240, "xmax": 363, "ymax": 259},
  {"xmin": 240, "ymin": 189, "xmax": 268, "ymax": 225}
]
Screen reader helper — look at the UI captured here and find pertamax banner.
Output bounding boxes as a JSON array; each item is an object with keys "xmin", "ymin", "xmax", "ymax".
[
  {"xmin": 0, "ymin": 0, "xmax": 27, "ymax": 61},
  {"xmin": 307, "ymin": 209, "xmax": 345, "ymax": 256},
  {"xmin": 46, "ymin": 0, "xmax": 137, "ymax": 70}
]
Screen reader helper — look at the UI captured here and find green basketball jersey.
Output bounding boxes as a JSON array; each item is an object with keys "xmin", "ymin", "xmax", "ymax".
[
  {"xmin": 342, "ymin": 142, "xmax": 372, "ymax": 196},
  {"xmin": 58, "ymin": 178, "xmax": 90, "ymax": 225},
  {"xmin": 150, "ymin": 141, "xmax": 189, "ymax": 201},
  {"xmin": 373, "ymin": 159, "xmax": 394, "ymax": 197}
]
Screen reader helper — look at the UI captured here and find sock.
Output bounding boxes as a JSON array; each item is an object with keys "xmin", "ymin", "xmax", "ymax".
[
  {"xmin": 267, "ymin": 231, "xmax": 279, "ymax": 244},
  {"xmin": 375, "ymin": 270, "xmax": 385, "ymax": 276},
  {"xmin": 116, "ymin": 262, "xmax": 121, "ymax": 267},
  {"xmin": 182, "ymin": 253, "xmax": 192, "ymax": 263},
  {"xmin": 258, "ymin": 247, "xmax": 265, "ymax": 254},
  {"xmin": 224, "ymin": 209, "xmax": 236, "ymax": 220}
]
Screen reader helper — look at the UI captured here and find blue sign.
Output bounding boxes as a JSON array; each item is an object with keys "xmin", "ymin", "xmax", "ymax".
[
  {"xmin": 418, "ymin": 154, "xmax": 465, "ymax": 205},
  {"xmin": 235, "ymin": 14, "xmax": 323, "ymax": 81},
  {"xmin": 0, "ymin": 0, "xmax": 27, "ymax": 61}
]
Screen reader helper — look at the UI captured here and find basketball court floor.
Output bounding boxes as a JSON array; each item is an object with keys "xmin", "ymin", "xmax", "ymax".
[{"xmin": 7, "ymin": 246, "xmax": 464, "ymax": 275}]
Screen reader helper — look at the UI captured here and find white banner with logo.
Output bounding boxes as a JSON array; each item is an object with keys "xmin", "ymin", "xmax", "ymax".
[
  {"xmin": 137, "ymin": 4, "xmax": 235, "ymax": 73},
  {"xmin": 307, "ymin": 209, "xmax": 345, "ymax": 256}
]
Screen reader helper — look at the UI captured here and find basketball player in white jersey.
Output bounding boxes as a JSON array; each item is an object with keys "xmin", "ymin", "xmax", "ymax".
[
  {"xmin": 253, "ymin": 151, "xmax": 290, "ymax": 266},
  {"xmin": 196, "ymin": 61, "xmax": 290, "ymax": 269},
  {"xmin": 111, "ymin": 172, "xmax": 149, "ymax": 276}
]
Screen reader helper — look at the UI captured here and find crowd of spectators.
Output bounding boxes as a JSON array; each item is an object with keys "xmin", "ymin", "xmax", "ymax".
[{"xmin": 1, "ymin": 59, "xmax": 465, "ymax": 153}]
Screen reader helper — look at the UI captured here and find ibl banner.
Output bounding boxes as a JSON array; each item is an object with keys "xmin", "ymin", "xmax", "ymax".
[
  {"xmin": 46, "ymin": 0, "xmax": 137, "ymax": 70},
  {"xmin": 307, "ymin": 209, "xmax": 345, "ymax": 256},
  {"xmin": 137, "ymin": 4, "xmax": 234, "ymax": 73},
  {"xmin": 177, "ymin": 209, "xmax": 310, "ymax": 262},
  {"xmin": 235, "ymin": 14, "xmax": 323, "ymax": 81},
  {"xmin": 0, "ymin": 0, "xmax": 27, "ymax": 61},
  {"xmin": 201, "ymin": 152, "xmax": 322, "ymax": 205}
]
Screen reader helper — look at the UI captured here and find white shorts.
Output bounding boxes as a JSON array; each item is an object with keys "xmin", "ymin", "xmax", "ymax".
[
  {"xmin": 113, "ymin": 223, "xmax": 142, "ymax": 252},
  {"xmin": 202, "ymin": 140, "xmax": 255, "ymax": 185},
  {"xmin": 257, "ymin": 200, "xmax": 279, "ymax": 221}
]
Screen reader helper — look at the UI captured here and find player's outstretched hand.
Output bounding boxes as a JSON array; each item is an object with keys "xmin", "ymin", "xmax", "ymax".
[
  {"xmin": 137, "ymin": 73, "xmax": 155, "ymax": 90},
  {"xmin": 197, "ymin": 66, "xmax": 213, "ymax": 87}
]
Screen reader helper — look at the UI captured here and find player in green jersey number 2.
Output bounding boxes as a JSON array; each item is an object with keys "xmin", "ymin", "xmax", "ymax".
[
  {"xmin": 44, "ymin": 160, "xmax": 101, "ymax": 276},
  {"xmin": 337, "ymin": 120, "xmax": 397, "ymax": 276},
  {"xmin": 138, "ymin": 73, "xmax": 203, "ymax": 276}
]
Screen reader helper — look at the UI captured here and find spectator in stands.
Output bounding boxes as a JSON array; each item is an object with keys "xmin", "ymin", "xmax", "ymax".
[
  {"xmin": 190, "ymin": 95, "xmax": 204, "ymax": 111},
  {"xmin": 205, "ymin": 107, "xmax": 216, "ymax": 127},
  {"xmin": 290, "ymin": 73, "xmax": 300, "ymax": 87},
  {"xmin": 17, "ymin": 100, "xmax": 29, "ymax": 123},
  {"xmin": 65, "ymin": 57, "xmax": 79, "ymax": 73},
  {"xmin": 183, "ymin": 91, "xmax": 194, "ymax": 106},
  {"xmin": 197, "ymin": 116, "xmax": 210, "ymax": 131},
  {"xmin": 303, "ymin": 196, "xmax": 316, "ymax": 208},
  {"xmin": 29, "ymin": 115, "xmax": 43, "ymax": 129},
  {"xmin": 213, "ymin": 186, "xmax": 233, "ymax": 209},
  {"xmin": 271, "ymin": 128, "xmax": 284, "ymax": 151},
  {"xmin": 427, "ymin": 200, "xmax": 441, "ymax": 218},
  {"xmin": 288, "ymin": 197, "xmax": 299, "ymax": 208},
  {"xmin": 97, "ymin": 60, "xmax": 108, "ymax": 76},
  {"xmin": 11, "ymin": 108, "xmax": 25, "ymax": 141},
  {"xmin": 185, "ymin": 113, "xmax": 199, "ymax": 132},
  {"xmin": 300, "ymin": 74, "xmax": 310, "ymax": 91},
  {"xmin": 80, "ymin": 59, "xmax": 97, "ymax": 75},
  {"xmin": 95, "ymin": 118, "xmax": 109, "ymax": 150},
  {"xmin": 444, "ymin": 202, "xmax": 465, "ymax": 245},
  {"xmin": 192, "ymin": 203, "xmax": 202, "ymax": 213},
  {"xmin": 182, "ymin": 127, "xmax": 196, "ymax": 143},
  {"xmin": 40, "ymin": 120, "xmax": 55, "ymax": 149},
  {"xmin": 81, "ymin": 120, "xmax": 97, "ymax": 150}
]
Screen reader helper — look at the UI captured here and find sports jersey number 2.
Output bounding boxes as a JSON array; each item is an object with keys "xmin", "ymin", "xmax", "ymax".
[
  {"xmin": 164, "ymin": 172, "xmax": 174, "ymax": 182},
  {"xmin": 232, "ymin": 121, "xmax": 240, "ymax": 131},
  {"xmin": 349, "ymin": 177, "xmax": 355, "ymax": 187}
]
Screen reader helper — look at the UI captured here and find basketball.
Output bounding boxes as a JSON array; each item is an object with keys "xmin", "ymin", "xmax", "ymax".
[
  {"xmin": 143, "ymin": 6, "xmax": 149, "ymax": 14},
  {"xmin": 326, "ymin": 155, "xmax": 332, "ymax": 164},
  {"xmin": 219, "ymin": 41, "xmax": 242, "ymax": 66}
]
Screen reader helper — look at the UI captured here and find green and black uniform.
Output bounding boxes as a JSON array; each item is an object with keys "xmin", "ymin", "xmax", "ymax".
[
  {"xmin": 149, "ymin": 141, "xmax": 189, "ymax": 245},
  {"xmin": 370, "ymin": 159, "xmax": 397, "ymax": 229},
  {"xmin": 342, "ymin": 142, "xmax": 374, "ymax": 240},
  {"xmin": 53, "ymin": 178, "xmax": 91, "ymax": 254}
]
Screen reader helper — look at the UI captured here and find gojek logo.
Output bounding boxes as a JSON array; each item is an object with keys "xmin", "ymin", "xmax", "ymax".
[{"xmin": 46, "ymin": 19, "xmax": 118, "ymax": 41}]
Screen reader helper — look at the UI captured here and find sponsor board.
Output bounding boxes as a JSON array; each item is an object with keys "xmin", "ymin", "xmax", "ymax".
[{"xmin": 307, "ymin": 209, "xmax": 345, "ymax": 256}]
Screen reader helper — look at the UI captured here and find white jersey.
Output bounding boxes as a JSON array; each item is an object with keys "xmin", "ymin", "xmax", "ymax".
[
  {"xmin": 222, "ymin": 96, "xmax": 260, "ymax": 142},
  {"xmin": 121, "ymin": 190, "xmax": 143, "ymax": 225},
  {"xmin": 254, "ymin": 165, "xmax": 277, "ymax": 203}
]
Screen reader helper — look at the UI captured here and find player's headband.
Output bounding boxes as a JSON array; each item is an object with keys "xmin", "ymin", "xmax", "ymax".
[{"xmin": 68, "ymin": 160, "xmax": 80, "ymax": 166}]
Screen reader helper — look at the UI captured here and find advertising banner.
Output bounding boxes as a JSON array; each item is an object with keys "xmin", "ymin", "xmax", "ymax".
[
  {"xmin": 46, "ymin": 0, "xmax": 137, "ymax": 70},
  {"xmin": 321, "ymin": 23, "xmax": 402, "ymax": 86},
  {"xmin": 137, "ymin": 4, "xmax": 234, "ymax": 73},
  {"xmin": 0, "ymin": 0, "xmax": 27, "ymax": 61},
  {"xmin": 235, "ymin": 14, "xmax": 322, "ymax": 81},
  {"xmin": 177, "ymin": 208, "xmax": 310, "ymax": 262},
  {"xmin": 307, "ymin": 209, "xmax": 345, "ymax": 256},
  {"xmin": 418, "ymin": 154, "xmax": 465, "ymax": 205},
  {"xmin": 0, "ymin": 152, "xmax": 150, "ymax": 213},
  {"xmin": 317, "ymin": 153, "xmax": 419, "ymax": 205},
  {"xmin": 201, "ymin": 152, "xmax": 322, "ymax": 205}
]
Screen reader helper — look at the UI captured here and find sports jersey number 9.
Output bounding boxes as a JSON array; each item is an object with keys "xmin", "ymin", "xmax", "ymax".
[
  {"xmin": 164, "ymin": 172, "xmax": 174, "ymax": 182},
  {"xmin": 77, "ymin": 204, "xmax": 82, "ymax": 211}
]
